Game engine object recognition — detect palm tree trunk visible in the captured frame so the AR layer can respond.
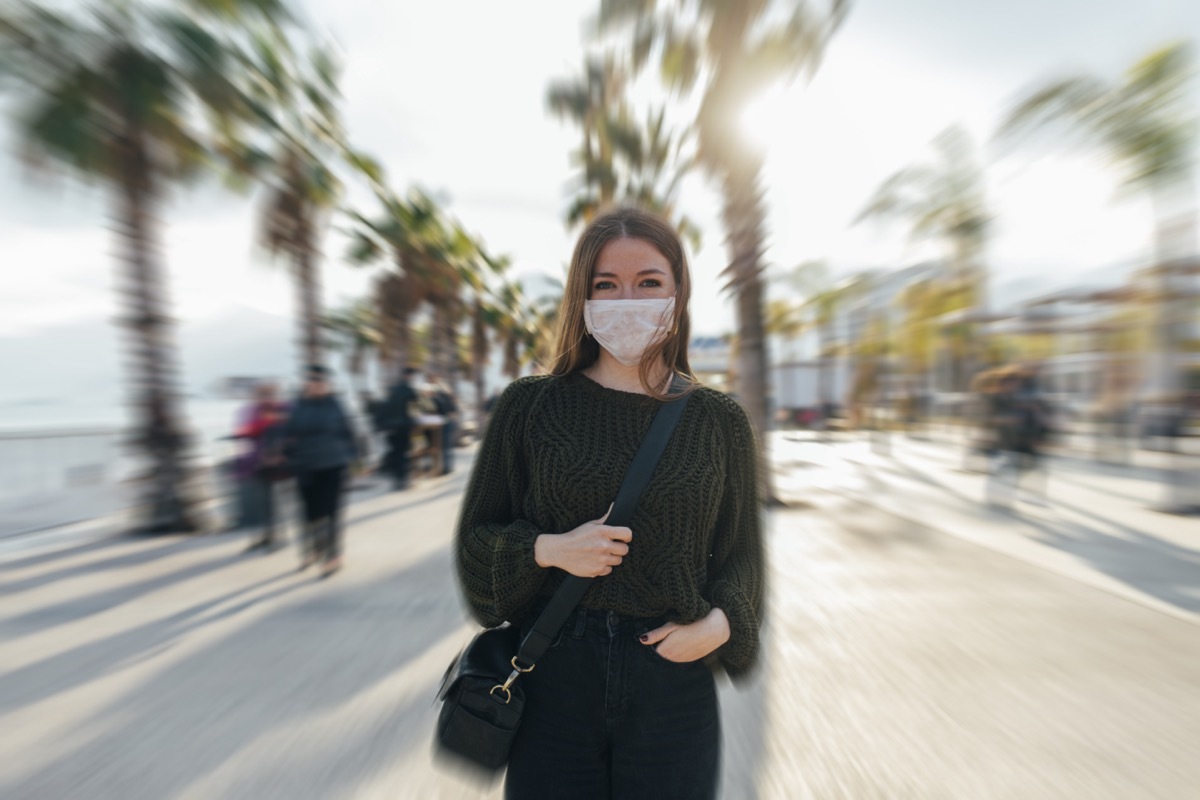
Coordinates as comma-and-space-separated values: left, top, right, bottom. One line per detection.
503, 332, 520, 381
380, 266, 414, 379
719, 168, 776, 503
349, 340, 365, 396
295, 219, 323, 373
430, 301, 452, 378
395, 316, 411, 377
472, 298, 489, 425
117, 130, 200, 533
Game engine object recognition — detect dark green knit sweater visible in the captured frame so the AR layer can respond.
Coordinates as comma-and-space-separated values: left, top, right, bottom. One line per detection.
455, 371, 764, 677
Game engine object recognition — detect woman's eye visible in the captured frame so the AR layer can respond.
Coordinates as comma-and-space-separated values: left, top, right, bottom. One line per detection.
593, 281, 616, 291
639, 279, 662, 288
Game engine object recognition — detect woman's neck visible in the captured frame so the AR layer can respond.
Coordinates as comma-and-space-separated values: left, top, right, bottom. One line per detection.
583, 352, 670, 396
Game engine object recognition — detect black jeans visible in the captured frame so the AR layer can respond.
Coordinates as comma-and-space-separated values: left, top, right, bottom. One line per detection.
505, 609, 720, 800
297, 466, 345, 559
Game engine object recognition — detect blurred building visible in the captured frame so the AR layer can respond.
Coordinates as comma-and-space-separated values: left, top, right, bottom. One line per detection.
768, 262, 948, 422
1014, 262, 1200, 419
689, 336, 732, 393
767, 253, 1200, 428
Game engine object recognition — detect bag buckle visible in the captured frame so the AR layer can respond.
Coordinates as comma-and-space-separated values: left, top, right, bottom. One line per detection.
489, 657, 535, 705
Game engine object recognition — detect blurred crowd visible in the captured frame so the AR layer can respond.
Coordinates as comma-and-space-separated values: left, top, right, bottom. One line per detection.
225, 366, 465, 573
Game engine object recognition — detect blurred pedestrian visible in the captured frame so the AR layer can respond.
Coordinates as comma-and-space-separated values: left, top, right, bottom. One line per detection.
284, 365, 357, 576
965, 368, 1000, 473
427, 373, 460, 475
381, 367, 419, 490
410, 379, 442, 476
242, 399, 290, 552
455, 207, 763, 797
357, 390, 382, 473
231, 383, 278, 530
986, 367, 1051, 508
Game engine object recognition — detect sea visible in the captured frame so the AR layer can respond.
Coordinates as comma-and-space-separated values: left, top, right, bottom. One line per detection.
1, 397, 287, 537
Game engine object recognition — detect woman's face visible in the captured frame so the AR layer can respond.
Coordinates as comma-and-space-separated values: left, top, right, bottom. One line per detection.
589, 237, 676, 301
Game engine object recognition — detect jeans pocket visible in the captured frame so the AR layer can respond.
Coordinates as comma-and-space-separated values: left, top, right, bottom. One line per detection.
647, 643, 698, 667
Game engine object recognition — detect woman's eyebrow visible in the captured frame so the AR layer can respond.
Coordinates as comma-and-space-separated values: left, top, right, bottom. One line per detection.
593, 268, 668, 278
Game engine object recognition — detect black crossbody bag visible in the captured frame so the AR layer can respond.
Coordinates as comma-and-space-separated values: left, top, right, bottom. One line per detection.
435, 382, 691, 771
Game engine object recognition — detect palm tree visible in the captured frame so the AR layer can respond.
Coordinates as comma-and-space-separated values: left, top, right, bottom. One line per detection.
0, 0, 281, 533
493, 280, 534, 381
345, 190, 444, 378
458, 247, 511, 423
995, 42, 1196, 399
765, 298, 805, 341
547, 54, 626, 224
468, 295, 494, 420
547, 55, 698, 246
234, 30, 347, 376
855, 125, 992, 388
321, 299, 381, 395
895, 276, 973, 421
426, 221, 478, 382
598, 0, 851, 502
619, 105, 702, 250
369, 270, 425, 379
524, 288, 566, 373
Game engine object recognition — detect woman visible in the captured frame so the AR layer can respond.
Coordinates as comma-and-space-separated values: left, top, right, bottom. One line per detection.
455, 207, 763, 798
241, 398, 289, 552
232, 382, 279, 535
285, 365, 357, 576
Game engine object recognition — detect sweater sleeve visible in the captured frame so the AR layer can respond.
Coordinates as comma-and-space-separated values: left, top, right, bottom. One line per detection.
455, 378, 550, 627
704, 397, 765, 679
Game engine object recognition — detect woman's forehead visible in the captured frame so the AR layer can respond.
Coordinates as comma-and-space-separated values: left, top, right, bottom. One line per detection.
594, 237, 670, 274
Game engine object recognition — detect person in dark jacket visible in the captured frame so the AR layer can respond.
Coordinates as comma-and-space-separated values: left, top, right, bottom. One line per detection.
284, 365, 357, 576
986, 367, 1051, 508
427, 373, 460, 475
381, 366, 419, 490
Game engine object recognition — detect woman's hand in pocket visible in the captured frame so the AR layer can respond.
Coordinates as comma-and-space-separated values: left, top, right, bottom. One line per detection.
640, 608, 730, 663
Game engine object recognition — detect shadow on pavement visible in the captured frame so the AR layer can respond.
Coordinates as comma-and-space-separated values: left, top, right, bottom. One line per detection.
0, 534, 229, 597
0, 567, 303, 716
1018, 508, 1200, 615
4, 548, 252, 634
345, 482, 466, 530
0, 545, 466, 798
871, 441, 1200, 616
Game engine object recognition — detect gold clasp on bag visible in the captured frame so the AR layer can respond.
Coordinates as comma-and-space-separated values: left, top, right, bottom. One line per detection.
489, 657, 535, 705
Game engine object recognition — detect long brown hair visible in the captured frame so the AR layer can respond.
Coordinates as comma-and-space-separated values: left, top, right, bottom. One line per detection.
550, 206, 696, 400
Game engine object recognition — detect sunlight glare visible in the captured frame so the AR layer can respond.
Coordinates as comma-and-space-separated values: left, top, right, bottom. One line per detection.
739, 84, 800, 155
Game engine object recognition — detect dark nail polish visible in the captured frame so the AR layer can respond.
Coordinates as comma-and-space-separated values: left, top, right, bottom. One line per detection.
639, 634, 648, 643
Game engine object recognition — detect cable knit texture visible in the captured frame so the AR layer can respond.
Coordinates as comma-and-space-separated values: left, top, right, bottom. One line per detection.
455, 371, 764, 678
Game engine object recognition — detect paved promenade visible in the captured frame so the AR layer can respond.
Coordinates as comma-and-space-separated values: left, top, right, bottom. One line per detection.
2, 439, 1198, 798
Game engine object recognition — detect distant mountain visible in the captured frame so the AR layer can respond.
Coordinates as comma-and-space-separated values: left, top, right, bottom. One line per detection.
177, 306, 297, 396
0, 316, 123, 408
0, 305, 297, 410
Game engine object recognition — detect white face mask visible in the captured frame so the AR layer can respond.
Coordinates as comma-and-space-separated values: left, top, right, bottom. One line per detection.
584, 298, 676, 367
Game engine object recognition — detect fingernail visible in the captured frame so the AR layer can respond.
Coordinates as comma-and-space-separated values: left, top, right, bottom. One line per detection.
639, 634, 648, 643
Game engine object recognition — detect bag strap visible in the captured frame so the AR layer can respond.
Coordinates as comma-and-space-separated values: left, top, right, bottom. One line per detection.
512, 377, 692, 670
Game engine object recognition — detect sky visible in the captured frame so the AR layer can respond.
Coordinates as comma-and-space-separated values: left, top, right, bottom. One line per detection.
2, 0, 1199, 404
